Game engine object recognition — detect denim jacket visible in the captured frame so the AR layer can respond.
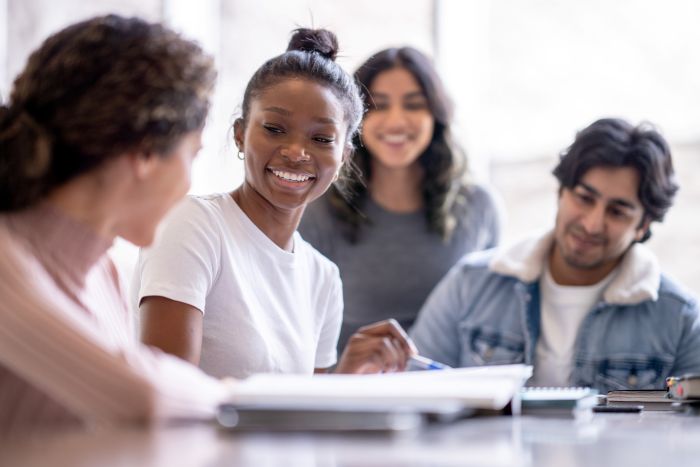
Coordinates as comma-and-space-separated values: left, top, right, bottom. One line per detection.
410, 231, 700, 393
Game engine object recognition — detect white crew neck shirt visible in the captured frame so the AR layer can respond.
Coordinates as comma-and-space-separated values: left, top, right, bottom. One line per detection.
529, 264, 616, 387
133, 193, 342, 379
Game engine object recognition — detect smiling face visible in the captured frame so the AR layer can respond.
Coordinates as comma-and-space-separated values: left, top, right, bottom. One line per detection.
551, 166, 650, 285
360, 67, 434, 171
234, 78, 347, 212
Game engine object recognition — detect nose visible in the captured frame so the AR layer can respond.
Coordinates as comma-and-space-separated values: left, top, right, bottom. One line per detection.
383, 104, 409, 129
580, 203, 605, 235
280, 143, 310, 163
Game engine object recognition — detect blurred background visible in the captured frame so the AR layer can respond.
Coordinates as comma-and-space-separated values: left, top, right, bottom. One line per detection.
2, 0, 699, 293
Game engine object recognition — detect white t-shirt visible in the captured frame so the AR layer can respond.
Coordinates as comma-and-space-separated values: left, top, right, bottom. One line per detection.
529, 264, 616, 387
133, 193, 343, 379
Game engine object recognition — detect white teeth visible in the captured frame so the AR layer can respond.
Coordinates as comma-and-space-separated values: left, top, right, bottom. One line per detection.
383, 134, 408, 143
271, 169, 312, 182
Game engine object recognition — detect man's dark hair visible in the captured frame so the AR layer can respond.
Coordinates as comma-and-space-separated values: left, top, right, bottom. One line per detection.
552, 118, 679, 242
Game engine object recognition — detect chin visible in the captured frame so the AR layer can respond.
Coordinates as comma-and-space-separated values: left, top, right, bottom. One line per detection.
563, 253, 604, 271
121, 229, 157, 248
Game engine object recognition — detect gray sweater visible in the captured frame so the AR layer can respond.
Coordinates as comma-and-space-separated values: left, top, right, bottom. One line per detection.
299, 184, 501, 352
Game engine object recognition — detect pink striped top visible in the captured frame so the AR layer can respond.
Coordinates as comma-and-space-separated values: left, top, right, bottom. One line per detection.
0, 203, 227, 436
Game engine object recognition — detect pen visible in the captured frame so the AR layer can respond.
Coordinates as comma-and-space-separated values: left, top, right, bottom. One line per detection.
410, 354, 451, 370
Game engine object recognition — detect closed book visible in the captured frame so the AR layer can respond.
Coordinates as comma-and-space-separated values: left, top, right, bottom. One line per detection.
520, 387, 599, 417
606, 389, 673, 411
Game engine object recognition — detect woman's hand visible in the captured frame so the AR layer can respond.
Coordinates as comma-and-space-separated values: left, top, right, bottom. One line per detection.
335, 319, 418, 374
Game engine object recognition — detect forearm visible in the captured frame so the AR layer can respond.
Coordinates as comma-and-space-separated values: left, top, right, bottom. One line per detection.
0, 254, 226, 426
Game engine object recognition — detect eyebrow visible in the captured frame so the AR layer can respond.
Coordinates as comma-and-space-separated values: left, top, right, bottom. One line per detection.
577, 182, 638, 210
262, 106, 338, 125
370, 91, 426, 100
403, 91, 427, 100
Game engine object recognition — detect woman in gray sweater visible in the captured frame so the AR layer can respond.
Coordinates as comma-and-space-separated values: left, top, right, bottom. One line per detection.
300, 47, 501, 352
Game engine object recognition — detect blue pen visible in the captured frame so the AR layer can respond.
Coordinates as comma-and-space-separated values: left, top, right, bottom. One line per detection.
410, 354, 451, 370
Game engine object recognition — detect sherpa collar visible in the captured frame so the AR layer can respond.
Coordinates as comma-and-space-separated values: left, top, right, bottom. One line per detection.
489, 230, 660, 305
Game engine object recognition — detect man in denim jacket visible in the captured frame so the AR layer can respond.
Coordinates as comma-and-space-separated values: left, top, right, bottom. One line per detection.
410, 118, 700, 393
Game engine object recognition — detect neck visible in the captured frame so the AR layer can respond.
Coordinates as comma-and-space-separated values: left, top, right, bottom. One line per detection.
548, 245, 621, 286
369, 160, 424, 213
44, 172, 119, 243
232, 182, 301, 251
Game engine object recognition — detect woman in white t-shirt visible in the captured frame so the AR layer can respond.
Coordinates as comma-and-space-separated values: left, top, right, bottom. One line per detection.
134, 28, 416, 379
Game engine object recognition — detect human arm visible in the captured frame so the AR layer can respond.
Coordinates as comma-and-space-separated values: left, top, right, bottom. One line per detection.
135, 198, 219, 361
140, 296, 203, 364
0, 242, 227, 427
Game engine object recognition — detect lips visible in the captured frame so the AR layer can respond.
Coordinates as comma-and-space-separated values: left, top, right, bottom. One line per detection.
381, 133, 410, 144
266, 167, 316, 183
569, 228, 605, 250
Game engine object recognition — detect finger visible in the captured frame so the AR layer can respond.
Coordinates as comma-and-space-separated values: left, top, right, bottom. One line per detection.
363, 337, 399, 374
338, 334, 393, 374
357, 319, 418, 356
390, 337, 409, 372
375, 336, 399, 373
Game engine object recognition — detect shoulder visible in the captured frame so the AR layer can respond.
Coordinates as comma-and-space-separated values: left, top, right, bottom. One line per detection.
453, 182, 503, 227
157, 193, 232, 241
656, 274, 698, 314
444, 247, 518, 288
457, 247, 497, 269
458, 183, 499, 209
0, 218, 57, 299
0, 218, 31, 272
140, 194, 232, 262
168, 193, 230, 224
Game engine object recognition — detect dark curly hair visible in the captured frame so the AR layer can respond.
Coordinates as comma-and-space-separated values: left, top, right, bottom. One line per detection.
326, 47, 468, 243
0, 14, 216, 211
553, 118, 679, 242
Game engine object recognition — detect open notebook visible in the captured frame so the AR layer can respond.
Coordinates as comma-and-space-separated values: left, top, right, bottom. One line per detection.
218, 365, 532, 431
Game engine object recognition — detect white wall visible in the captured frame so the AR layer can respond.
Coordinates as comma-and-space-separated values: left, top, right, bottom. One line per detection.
439, 0, 700, 163
0, 0, 7, 100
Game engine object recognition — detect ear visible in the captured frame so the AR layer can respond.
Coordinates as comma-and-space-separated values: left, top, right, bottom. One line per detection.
634, 217, 652, 242
128, 151, 159, 181
233, 118, 245, 152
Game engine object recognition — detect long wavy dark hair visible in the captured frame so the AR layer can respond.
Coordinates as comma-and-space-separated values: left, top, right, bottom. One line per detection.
327, 47, 468, 242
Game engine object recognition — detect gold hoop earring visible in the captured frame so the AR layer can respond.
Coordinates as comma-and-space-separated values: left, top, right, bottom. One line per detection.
237, 151, 245, 161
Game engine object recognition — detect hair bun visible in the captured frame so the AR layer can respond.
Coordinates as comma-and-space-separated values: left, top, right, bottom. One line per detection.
286, 28, 339, 61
